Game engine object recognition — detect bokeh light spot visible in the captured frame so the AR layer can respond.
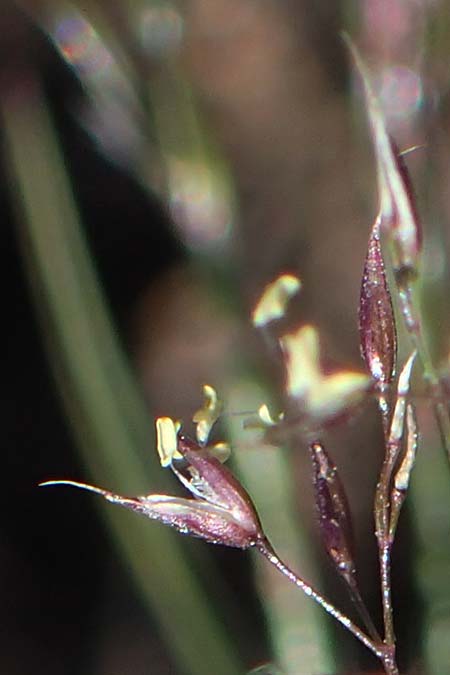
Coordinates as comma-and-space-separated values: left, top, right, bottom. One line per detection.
168, 159, 232, 251
52, 13, 113, 79
139, 5, 184, 57
378, 65, 423, 120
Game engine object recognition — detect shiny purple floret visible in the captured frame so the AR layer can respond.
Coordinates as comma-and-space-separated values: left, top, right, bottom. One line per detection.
359, 217, 397, 385
310, 442, 356, 584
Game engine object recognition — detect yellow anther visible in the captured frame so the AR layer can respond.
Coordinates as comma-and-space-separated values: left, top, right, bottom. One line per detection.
193, 385, 222, 445
252, 274, 301, 328
257, 404, 278, 427
210, 442, 231, 463
280, 325, 321, 399
243, 404, 284, 430
156, 417, 183, 467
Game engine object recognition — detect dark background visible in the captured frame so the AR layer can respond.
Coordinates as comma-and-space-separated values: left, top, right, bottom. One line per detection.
3, 2, 450, 674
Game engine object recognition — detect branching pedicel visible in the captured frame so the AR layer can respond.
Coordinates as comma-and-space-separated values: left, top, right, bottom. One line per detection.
40, 404, 394, 671
41, 43, 450, 675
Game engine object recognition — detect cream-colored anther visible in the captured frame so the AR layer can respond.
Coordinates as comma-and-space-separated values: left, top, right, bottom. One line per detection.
394, 403, 418, 491
252, 274, 301, 328
156, 417, 183, 467
280, 325, 321, 399
390, 351, 416, 442
193, 384, 222, 445
210, 442, 231, 463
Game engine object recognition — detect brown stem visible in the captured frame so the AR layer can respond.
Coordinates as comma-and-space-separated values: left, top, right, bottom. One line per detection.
382, 647, 401, 675
256, 538, 399, 673
373, 380, 398, 650
389, 488, 405, 542
375, 349, 415, 651
375, 442, 398, 646
377, 385, 391, 440
348, 580, 382, 644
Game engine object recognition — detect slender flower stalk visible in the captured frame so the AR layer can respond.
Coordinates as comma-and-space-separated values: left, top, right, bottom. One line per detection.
256, 539, 398, 675
374, 351, 416, 650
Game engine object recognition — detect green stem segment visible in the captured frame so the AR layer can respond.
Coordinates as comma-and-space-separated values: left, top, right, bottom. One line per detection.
397, 281, 450, 462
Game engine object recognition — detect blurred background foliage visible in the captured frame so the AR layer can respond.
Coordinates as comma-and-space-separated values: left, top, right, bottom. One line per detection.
3, 1, 450, 673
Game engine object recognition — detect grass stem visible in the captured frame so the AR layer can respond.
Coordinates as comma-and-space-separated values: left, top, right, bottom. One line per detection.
256, 539, 399, 674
